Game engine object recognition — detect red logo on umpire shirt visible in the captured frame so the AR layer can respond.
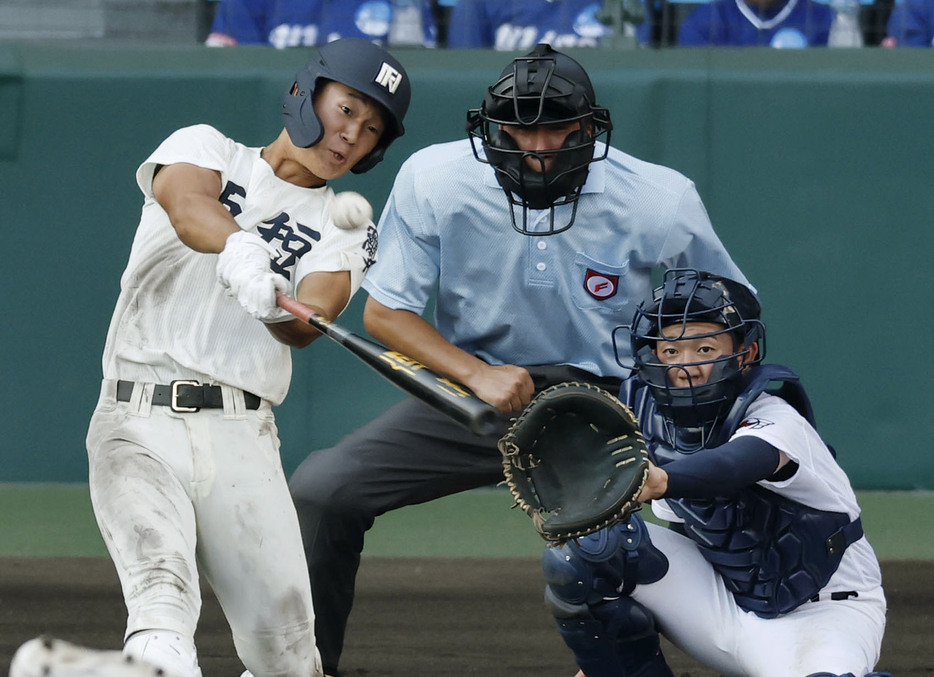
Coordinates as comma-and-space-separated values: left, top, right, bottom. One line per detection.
584, 269, 619, 300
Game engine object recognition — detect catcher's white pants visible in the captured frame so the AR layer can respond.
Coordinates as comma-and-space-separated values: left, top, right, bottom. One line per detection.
86, 380, 322, 677
633, 524, 886, 677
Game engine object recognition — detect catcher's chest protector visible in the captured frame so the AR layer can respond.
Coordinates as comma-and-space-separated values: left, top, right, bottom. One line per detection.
634, 365, 864, 617
662, 489, 862, 617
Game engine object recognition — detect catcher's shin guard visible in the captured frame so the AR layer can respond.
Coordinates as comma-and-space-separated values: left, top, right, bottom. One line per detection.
542, 517, 672, 677
546, 594, 674, 677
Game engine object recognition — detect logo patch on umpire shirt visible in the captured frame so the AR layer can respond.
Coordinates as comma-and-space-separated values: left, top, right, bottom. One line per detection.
584, 269, 619, 300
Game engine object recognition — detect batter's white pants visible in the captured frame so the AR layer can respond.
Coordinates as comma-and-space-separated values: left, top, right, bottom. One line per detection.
86, 380, 322, 677
633, 523, 887, 677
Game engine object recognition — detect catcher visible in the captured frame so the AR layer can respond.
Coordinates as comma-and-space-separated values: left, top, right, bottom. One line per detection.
504, 269, 888, 677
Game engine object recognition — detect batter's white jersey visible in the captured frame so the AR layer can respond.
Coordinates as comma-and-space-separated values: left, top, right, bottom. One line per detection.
101, 124, 376, 404
646, 393, 885, 676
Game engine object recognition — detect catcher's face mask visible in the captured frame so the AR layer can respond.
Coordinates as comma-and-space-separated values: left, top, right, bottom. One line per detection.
635, 324, 750, 433
653, 321, 757, 388
623, 268, 765, 438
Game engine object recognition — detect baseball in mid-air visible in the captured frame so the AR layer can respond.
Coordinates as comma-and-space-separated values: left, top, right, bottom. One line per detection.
330, 191, 373, 230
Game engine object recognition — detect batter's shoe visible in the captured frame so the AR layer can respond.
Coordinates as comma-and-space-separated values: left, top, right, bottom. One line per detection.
10, 636, 171, 677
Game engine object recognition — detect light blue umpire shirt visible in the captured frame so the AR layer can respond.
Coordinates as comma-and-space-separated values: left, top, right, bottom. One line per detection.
361, 138, 752, 379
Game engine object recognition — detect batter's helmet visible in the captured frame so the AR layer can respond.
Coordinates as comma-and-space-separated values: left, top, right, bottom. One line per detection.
282, 38, 411, 174
466, 43, 612, 235
626, 269, 764, 435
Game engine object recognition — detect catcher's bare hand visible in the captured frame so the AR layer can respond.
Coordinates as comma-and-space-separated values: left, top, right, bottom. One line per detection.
638, 462, 669, 502
465, 364, 534, 413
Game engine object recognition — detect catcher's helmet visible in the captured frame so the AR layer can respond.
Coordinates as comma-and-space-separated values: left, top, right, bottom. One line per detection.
282, 37, 411, 174
627, 269, 764, 434
466, 43, 612, 235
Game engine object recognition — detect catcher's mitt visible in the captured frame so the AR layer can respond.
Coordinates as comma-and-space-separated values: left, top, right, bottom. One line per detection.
497, 381, 649, 544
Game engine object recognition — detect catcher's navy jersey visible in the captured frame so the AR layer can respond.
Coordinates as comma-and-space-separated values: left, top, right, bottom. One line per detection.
447, 0, 651, 49
678, 0, 833, 46
362, 139, 750, 379
885, 0, 934, 46
207, 0, 437, 48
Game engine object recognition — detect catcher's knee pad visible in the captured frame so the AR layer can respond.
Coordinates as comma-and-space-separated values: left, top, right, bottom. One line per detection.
542, 515, 668, 605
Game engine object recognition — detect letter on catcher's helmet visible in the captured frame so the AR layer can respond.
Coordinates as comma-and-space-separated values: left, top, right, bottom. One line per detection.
466, 43, 612, 235
626, 269, 765, 434
282, 37, 411, 174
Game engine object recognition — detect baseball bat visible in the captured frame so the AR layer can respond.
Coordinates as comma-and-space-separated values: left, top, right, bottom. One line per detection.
276, 292, 501, 437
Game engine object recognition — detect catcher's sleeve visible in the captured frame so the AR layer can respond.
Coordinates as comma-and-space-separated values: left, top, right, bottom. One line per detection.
664, 436, 781, 498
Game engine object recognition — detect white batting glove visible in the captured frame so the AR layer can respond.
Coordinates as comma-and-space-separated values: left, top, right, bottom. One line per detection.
217, 230, 275, 294
216, 230, 291, 322
236, 271, 291, 321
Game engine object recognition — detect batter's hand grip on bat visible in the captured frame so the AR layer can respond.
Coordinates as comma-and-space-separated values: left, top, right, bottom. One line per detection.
275, 292, 501, 437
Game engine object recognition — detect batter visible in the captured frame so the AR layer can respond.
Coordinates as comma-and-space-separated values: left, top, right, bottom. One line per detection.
85, 38, 410, 677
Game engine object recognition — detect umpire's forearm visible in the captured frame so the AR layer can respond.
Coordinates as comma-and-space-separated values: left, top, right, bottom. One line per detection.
362, 297, 533, 412
363, 297, 479, 383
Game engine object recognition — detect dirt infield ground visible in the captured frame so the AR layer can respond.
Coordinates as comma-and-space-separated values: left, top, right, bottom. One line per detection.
1, 557, 930, 677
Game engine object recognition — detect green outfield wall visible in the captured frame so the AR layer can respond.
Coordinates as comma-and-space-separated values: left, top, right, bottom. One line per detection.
1, 44, 931, 489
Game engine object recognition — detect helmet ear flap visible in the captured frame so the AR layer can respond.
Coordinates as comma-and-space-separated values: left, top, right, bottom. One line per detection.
282, 71, 324, 149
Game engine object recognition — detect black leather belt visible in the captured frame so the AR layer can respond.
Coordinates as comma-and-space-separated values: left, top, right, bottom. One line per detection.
525, 364, 623, 394
116, 380, 260, 412
809, 590, 858, 603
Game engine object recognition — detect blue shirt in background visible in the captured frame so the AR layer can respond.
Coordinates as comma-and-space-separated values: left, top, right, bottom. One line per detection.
885, 0, 934, 46
446, 0, 650, 49
207, 0, 437, 48
678, 0, 833, 47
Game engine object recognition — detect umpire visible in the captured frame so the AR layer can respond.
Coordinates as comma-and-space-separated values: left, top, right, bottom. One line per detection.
289, 43, 751, 677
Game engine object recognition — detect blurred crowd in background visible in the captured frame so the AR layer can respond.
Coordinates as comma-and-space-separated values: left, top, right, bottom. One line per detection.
0, 0, 930, 52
